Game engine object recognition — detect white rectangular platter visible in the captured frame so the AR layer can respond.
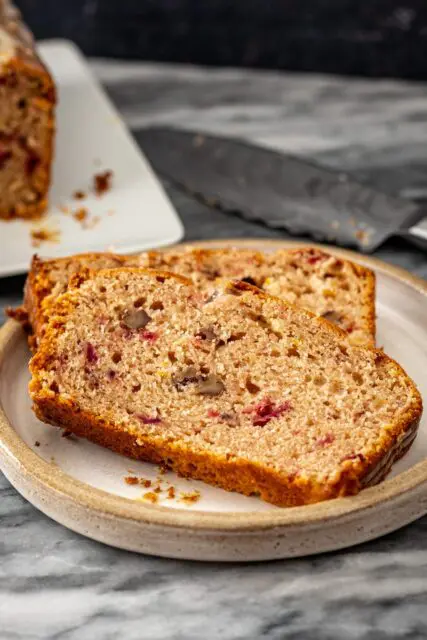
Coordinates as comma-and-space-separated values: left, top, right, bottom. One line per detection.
0, 39, 184, 277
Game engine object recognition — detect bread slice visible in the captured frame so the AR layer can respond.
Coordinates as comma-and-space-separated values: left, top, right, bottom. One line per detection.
9, 246, 375, 350
29, 267, 421, 507
141, 247, 376, 345
264, 248, 375, 346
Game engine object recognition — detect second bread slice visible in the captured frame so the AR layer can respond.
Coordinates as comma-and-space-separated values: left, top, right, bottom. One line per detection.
9, 245, 375, 350
30, 268, 421, 506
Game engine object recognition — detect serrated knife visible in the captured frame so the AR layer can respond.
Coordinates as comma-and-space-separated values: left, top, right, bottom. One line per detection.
137, 127, 427, 253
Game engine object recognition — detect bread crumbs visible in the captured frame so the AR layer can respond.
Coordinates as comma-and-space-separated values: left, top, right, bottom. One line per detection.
30, 227, 60, 248
72, 208, 101, 231
73, 190, 86, 200
124, 476, 152, 488
179, 490, 201, 505
142, 491, 158, 504
34, 441, 40, 447
73, 207, 88, 223
124, 474, 198, 504
94, 170, 113, 196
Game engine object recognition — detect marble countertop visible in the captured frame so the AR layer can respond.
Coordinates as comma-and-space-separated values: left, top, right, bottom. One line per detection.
1, 59, 427, 640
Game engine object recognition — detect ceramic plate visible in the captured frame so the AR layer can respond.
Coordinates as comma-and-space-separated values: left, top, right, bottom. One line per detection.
0, 40, 183, 277
1, 240, 427, 561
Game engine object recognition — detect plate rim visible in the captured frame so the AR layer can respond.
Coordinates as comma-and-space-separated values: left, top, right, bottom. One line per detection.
1, 238, 427, 533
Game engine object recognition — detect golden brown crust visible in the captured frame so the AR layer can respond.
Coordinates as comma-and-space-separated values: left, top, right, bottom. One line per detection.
22, 254, 44, 338
349, 260, 376, 345
29, 267, 422, 507
30, 388, 421, 508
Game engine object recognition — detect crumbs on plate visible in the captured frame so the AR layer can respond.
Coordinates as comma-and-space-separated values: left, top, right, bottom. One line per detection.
124, 475, 152, 488
71, 207, 101, 230
179, 490, 201, 505
30, 227, 61, 248
58, 171, 113, 227
73, 207, 88, 223
142, 491, 158, 504
94, 170, 113, 196
124, 466, 202, 506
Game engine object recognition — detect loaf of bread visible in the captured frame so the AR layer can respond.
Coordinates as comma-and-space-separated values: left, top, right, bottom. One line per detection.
0, 0, 55, 219
8, 246, 375, 349
29, 267, 421, 507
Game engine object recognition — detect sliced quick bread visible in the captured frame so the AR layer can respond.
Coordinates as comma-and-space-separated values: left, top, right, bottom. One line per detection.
29, 268, 421, 507
11, 245, 375, 349
141, 246, 376, 345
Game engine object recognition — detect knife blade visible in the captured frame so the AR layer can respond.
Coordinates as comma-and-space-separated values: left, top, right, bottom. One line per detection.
136, 127, 427, 252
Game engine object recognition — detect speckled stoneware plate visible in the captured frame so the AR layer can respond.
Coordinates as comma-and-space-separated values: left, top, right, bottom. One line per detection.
1, 239, 427, 561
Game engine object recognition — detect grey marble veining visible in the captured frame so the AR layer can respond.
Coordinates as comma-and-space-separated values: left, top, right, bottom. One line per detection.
1, 478, 427, 640
1, 61, 427, 640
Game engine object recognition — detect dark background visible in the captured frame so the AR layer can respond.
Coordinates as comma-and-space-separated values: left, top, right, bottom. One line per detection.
14, 0, 427, 80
